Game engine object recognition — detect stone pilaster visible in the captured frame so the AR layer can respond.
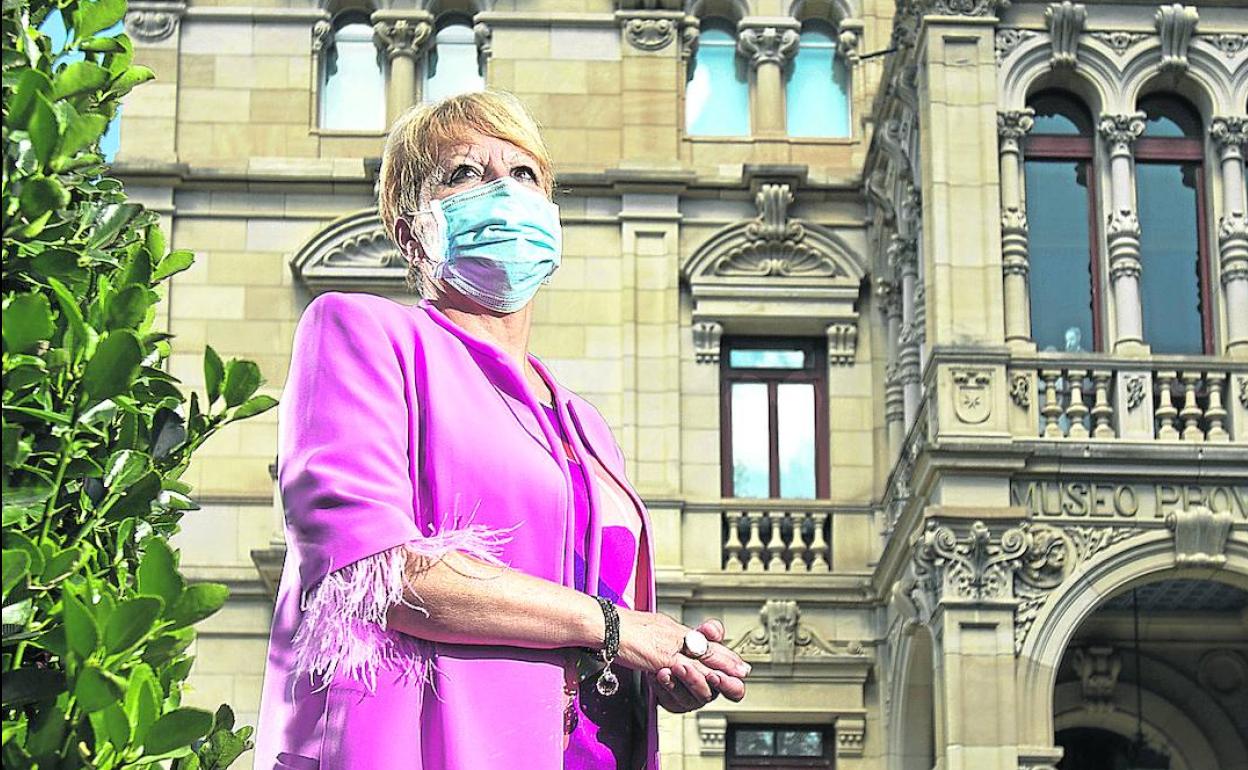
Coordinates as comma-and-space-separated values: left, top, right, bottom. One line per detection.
372, 11, 433, 126
736, 18, 799, 136
998, 109, 1035, 349
1097, 112, 1147, 353
890, 234, 922, 426
1211, 116, 1248, 357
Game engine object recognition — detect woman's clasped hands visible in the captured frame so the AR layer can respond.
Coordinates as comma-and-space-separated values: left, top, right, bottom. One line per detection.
616, 611, 751, 713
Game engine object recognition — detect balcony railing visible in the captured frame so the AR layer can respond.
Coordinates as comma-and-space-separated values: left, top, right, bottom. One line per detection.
720, 502, 833, 573
1009, 356, 1247, 442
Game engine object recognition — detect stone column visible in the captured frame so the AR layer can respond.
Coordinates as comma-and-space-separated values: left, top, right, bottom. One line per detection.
1097, 113, 1147, 353
998, 109, 1035, 348
890, 234, 922, 426
1211, 116, 1248, 357
372, 12, 432, 127
736, 19, 799, 136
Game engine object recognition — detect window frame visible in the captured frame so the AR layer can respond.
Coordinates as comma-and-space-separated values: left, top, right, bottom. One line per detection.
317, 11, 387, 133
1022, 107, 1105, 352
684, 17, 751, 138
725, 723, 835, 768
1134, 128, 1215, 354
719, 337, 830, 500
421, 13, 485, 104
783, 18, 852, 139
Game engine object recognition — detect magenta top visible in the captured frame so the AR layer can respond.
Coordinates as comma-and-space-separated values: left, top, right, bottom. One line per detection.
253, 292, 660, 770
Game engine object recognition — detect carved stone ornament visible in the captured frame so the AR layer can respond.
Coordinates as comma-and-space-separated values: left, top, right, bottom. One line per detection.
1156, 4, 1199, 75
696, 713, 727, 755
616, 0, 682, 10
623, 17, 677, 51
474, 22, 492, 66
1124, 373, 1147, 410
736, 25, 799, 69
1107, 207, 1143, 281
679, 15, 700, 59
995, 28, 1038, 63
1210, 117, 1248, 159
311, 19, 334, 54
692, 320, 723, 364
1206, 33, 1248, 58
1009, 371, 1032, 408
123, 1, 186, 44
1070, 645, 1121, 712
1238, 375, 1248, 409
1166, 505, 1233, 567
827, 322, 858, 366
1219, 212, 1248, 285
729, 600, 866, 665
373, 19, 433, 62
289, 209, 408, 292
1091, 31, 1149, 55
998, 109, 1036, 154
1098, 113, 1147, 155
952, 368, 993, 424
907, 0, 1010, 18
836, 717, 867, 758
1045, 1, 1086, 69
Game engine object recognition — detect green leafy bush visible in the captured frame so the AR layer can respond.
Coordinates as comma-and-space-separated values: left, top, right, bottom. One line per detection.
3, 0, 274, 766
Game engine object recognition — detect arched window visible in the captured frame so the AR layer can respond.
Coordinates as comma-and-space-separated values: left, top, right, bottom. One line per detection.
1023, 90, 1100, 351
423, 18, 485, 103
685, 20, 750, 137
784, 20, 851, 138
320, 12, 385, 131
1135, 94, 1210, 354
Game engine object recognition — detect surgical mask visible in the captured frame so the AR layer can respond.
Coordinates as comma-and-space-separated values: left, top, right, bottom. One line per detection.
413, 177, 562, 313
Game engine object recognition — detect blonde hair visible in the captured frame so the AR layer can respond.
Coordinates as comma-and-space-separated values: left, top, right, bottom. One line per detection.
377, 90, 555, 294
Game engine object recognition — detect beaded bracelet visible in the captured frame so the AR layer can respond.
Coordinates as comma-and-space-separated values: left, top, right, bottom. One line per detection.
592, 595, 620, 696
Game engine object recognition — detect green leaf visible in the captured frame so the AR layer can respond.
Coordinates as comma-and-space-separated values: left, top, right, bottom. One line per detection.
121, 243, 154, 287
221, 359, 262, 408
75, 664, 124, 712
105, 284, 152, 330
229, 394, 278, 421
50, 61, 111, 101
153, 249, 195, 281
41, 546, 82, 585
167, 582, 229, 630
6, 531, 45, 576
88, 701, 132, 750
18, 176, 71, 219
26, 704, 67, 757
3, 293, 54, 353
145, 225, 166, 261
107, 470, 162, 519
126, 663, 162, 744
79, 35, 127, 53
137, 538, 184, 611
203, 346, 224, 406
0, 667, 67, 707
152, 408, 187, 460
211, 704, 235, 732
56, 111, 109, 160
107, 64, 156, 98
88, 203, 143, 250
47, 277, 94, 359
73, 0, 128, 38
83, 330, 144, 405
143, 708, 214, 756
2, 550, 30, 598
28, 94, 60, 168
104, 596, 163, 654
105, 449, 151, 491
63, 587, 101, 658
8, 69, 53, 130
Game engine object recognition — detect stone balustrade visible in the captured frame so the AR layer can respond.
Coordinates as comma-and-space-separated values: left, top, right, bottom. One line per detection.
721, 504, 833, 572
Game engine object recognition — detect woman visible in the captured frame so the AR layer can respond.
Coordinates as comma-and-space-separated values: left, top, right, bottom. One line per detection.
254, 90, 750, 770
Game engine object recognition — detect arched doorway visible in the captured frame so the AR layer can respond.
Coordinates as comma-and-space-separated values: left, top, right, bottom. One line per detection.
891, 626, 937, 770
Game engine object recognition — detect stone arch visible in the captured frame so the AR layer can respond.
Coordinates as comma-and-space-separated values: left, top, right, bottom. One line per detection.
788, 0, 856, 26
886, 625, 938, 770
686, 0, 748, 22
1015, 528, 1248, 749
999, 35, 1121, 114
1123, 49, 1233, 119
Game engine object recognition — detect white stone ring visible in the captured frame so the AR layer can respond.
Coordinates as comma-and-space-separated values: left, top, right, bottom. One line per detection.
681, 629, 711, 660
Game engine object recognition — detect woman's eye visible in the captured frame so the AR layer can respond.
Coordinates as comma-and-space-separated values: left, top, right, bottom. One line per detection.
448, 165, 480, 184
512, 166, 538, 184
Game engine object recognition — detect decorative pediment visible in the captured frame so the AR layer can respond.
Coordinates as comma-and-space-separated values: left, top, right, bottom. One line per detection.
289, 209, 407, 293
729, 599, 866, 665
681, 183, 868, 357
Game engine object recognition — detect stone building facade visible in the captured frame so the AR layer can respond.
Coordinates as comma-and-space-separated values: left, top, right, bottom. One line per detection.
114, 0, 1247, 768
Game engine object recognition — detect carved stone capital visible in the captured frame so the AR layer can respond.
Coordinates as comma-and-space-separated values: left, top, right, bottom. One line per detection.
474, 22, 493, 65
736, 23, 800, 69
124, 1, 186, 44
907, 521, 1030, 618
888, 234, 918, 278
1156, 3, 1199, 75
1167, 506, 1233, 567
1098, 113, 1146, 155
679, 15, 700, 59
622, 15, 678, 51
998, 109, 1036, 154
693, 321, 723, 364
1210, 116, 1248, 161
1045, 1, 1086, 69
311, 19, 334, 53
372, 18, 433, 62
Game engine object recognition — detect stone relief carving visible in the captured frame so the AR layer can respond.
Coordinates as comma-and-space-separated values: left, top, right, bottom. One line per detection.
1156, 4, 1199, 75
1124, 374, 1147, 410
995, 28, 1038, 63
696, 713, 727, 755
1070, 645, 1121, 711
373, 19, 433, 61
311, 19, 333, 53
827, 323, 858, 366
1009, 372, 1032, 408
998, 109, 1036, 153
692, 320, 723, 364
952, 368, 993, 424
1166, 506, 1233, 567
730, 600, 865, 664
474, 22, 492, 66
290, 210, 408, 291
124, 2, 185, 44
679, 16, 700, 59
1091, 31, 1149, 55
1045, 1, 1086, 68
736, 25, 799, 68
623, 17, 677, 51
836, 717, 866, 757
1238, 376, 1248, 409
1098, 112, 1147, 152
1206, 33, 1247, 58
709, 184, 848, 279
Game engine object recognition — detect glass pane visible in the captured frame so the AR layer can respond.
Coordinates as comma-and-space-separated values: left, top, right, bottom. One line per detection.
785, 27, 850, 137
777, 729, 824, 757
734, 729, 776, 756
1023, 159, 1095, 352
1137, 162, 1204, 354
1029, 91, 1091, 136
1140, 94, 1201, 138
731, 383, 770, 498
728, 349, 806, 369
685, 27, 749, 136
321, 22, 385, 131
424, 23, 485, 103
777, 383, 816, 499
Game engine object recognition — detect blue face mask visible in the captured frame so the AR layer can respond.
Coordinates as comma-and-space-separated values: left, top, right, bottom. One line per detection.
418, 177, 562, 313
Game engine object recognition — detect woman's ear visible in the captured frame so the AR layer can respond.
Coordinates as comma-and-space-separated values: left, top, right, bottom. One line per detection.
394, 216, 423, 265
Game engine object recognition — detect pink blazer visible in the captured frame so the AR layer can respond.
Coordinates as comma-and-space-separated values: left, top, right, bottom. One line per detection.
253, 292, 661, 769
